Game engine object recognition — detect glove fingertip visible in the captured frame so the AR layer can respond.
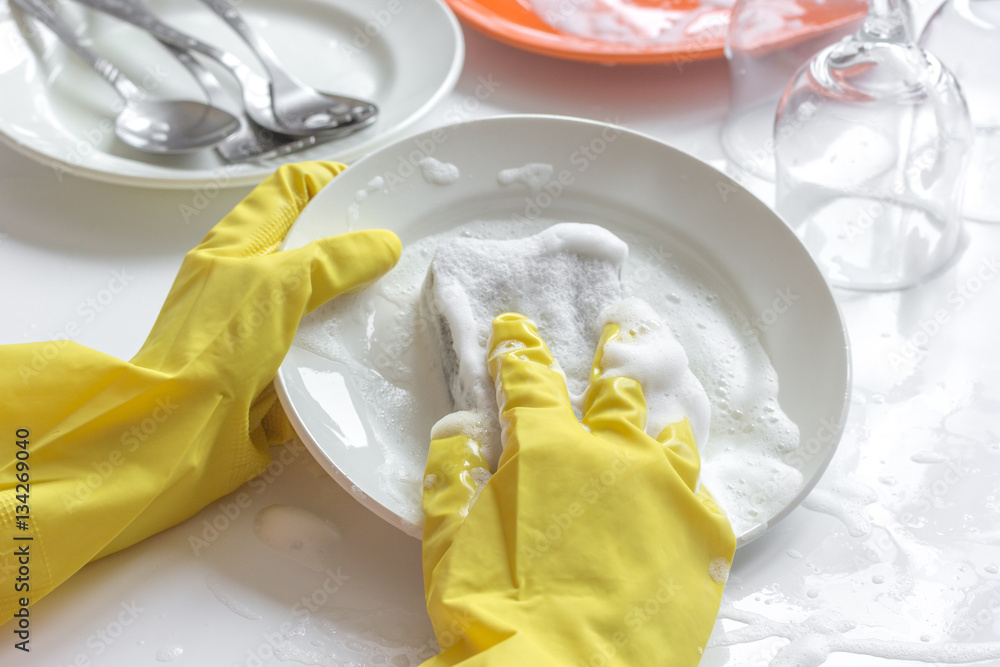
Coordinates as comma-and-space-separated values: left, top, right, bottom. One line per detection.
303, 229, 402, 312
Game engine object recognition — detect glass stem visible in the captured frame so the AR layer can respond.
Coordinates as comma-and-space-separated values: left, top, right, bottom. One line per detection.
857, 0, 913, 42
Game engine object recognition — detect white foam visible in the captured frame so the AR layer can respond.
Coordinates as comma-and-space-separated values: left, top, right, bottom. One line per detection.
709, 557, 732, 584
419, 157, 460, 185
911, 450, 949, 464
526, 0, 733, 45
273, 608, 437, 665
801, 477, 878, 538
155, 647, 184, 662
346, 176, 389, 228
597, 297, 711, 447
713, 605, 1000, 666
497, 163, 554, 193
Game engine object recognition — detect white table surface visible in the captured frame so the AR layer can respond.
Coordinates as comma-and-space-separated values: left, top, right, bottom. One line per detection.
3, 14, 1000, 667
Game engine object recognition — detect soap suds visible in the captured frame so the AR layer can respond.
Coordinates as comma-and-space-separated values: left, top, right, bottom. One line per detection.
295, 218, 802, 537
346, 176, 388, 227
419, 157, 460, 185
801, 477, 878, 538
526, 0, 733, 45
712, 605, 1000, 666
155, 646, 183, 662
271, 607, 436, 666
598, 297, 711, 447
911, 450, 949, 464
710, 557, 732, 584
497, 163, 554, 193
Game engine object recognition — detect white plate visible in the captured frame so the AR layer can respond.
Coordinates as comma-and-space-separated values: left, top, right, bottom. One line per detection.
275, 115, 852, 545
0, 0, 463, 188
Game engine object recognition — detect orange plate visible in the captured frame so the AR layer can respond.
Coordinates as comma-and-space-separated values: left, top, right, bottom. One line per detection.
445, 0, 867, 65
445, 0, 733, 64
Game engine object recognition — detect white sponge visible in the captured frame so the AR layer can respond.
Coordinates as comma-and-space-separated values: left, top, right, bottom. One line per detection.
420, 222, 628, 467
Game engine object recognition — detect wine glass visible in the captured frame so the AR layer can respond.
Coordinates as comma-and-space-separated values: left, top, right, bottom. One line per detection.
773, 0, 973, 291
920, 0, 1000, 223
721, 0, 869, 181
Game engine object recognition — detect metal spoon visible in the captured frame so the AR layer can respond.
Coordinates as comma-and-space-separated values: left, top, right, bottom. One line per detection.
72, 0, 378, 138
11, 0, 239, 154
197, 0, 377, 134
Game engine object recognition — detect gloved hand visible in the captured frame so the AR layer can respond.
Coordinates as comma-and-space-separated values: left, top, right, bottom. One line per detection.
421, 313, 735, 666
0, 162, 400, 618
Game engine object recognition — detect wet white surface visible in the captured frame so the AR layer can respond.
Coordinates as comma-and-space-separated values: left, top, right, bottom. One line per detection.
3, 14, 999, 667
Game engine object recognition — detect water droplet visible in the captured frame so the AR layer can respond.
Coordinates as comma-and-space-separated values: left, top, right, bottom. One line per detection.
156, 646, 184, 662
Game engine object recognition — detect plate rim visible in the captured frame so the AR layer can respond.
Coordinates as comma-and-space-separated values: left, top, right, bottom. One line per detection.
0, 0, 465, 189
275, 113, 853, 545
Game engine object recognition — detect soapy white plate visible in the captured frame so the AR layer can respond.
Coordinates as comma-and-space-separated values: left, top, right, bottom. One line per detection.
275, 115, 851, 545
0, 0, 463, 188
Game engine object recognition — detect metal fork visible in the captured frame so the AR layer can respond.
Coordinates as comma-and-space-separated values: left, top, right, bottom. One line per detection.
166, 45, 365, 163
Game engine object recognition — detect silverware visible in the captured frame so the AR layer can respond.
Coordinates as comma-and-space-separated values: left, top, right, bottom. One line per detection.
166, 44, 369, 163
198, 0, 377, 134
72, 0, 378, 138
12, 0, 240, 154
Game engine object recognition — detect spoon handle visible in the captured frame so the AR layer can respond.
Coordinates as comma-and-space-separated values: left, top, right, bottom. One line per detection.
73, 0, 237, 68
196, 0, 289, 84
10, 0, 142, 101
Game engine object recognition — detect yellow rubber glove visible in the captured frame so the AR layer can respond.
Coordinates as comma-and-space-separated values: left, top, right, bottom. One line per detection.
0, 162, 401, 620
422, 313, 735, 666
